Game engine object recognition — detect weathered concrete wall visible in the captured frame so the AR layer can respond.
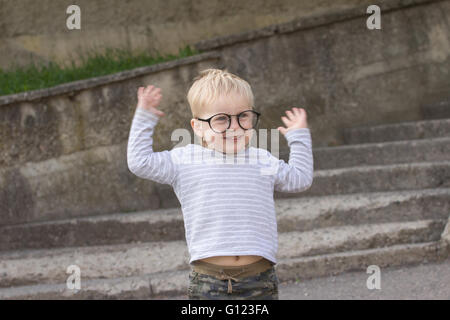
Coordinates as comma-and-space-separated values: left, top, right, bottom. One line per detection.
0, 0, 449, 225
0, 0, 374, 70
204, 0, 450, 147
0, 52, 223, 225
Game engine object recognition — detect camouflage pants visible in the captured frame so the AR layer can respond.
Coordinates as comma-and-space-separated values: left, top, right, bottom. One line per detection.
187, 265, 279, 300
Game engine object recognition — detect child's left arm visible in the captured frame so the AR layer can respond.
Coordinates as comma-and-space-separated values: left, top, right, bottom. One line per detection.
272, 107, 314, 193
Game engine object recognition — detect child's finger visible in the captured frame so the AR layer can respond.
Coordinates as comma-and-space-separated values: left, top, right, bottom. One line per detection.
148, 86, 161, 97
286, 110, 295, 120
300, 108, 307, 118
281, 116, 290, 127
155, 107, 165, 116
277, 126, 286, 135
144, 85, 154, 94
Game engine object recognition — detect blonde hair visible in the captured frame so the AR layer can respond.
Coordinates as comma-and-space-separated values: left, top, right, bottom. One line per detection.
187, 68, 254, 118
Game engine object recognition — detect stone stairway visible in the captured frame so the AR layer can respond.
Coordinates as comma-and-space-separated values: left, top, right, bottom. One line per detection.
0, 100, 449, 299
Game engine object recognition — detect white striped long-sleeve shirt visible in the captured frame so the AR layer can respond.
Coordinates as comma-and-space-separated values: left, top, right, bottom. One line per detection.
127, 107, 314, 264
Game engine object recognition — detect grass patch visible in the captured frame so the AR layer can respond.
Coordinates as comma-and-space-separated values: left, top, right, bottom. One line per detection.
0, 45, 201, 96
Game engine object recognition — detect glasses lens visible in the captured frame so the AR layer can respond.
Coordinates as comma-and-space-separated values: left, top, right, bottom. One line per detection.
239, 111, 258, 130
210, 114, 230, 133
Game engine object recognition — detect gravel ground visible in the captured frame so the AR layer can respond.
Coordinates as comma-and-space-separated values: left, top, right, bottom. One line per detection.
279, 258, 450, 300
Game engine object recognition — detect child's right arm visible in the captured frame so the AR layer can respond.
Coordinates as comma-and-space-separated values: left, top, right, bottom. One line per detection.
126, 85, 178, 186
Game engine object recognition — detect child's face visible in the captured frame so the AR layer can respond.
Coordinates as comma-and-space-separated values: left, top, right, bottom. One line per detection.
191, 93, 255, 154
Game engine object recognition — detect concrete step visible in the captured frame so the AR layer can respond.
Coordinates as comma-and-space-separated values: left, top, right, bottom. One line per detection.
0, 269, 188, 300
313, 136, 450, 170
2, 188, 450, 252
422, 97, 450, 120
0, 240, 447, 300
0, 219, 445, 289
0, 206, 184, 251
343, 118, 450, 145
276, 160, 450, 199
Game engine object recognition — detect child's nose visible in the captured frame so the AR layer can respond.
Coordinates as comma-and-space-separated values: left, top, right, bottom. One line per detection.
229, 116, 240, 129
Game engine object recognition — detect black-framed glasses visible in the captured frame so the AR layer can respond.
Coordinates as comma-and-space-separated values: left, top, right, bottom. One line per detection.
196, 109, 261, 134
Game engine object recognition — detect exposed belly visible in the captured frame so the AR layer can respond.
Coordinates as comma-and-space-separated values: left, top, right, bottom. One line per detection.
198, 255, 264, 266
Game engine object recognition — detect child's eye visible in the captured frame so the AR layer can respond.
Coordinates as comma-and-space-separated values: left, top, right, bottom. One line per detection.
215, 116, 228, 121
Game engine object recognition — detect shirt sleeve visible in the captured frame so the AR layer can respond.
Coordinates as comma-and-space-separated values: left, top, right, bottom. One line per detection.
272, 128, 314, 193
127, 107, 179, 186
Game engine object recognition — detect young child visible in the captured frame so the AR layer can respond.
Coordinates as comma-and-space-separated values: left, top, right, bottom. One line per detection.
127, 68, 314, 300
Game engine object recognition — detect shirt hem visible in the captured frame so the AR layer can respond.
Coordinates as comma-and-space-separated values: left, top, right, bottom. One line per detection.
189, 251, 277, 265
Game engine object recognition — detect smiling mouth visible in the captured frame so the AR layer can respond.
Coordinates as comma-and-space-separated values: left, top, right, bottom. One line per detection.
223, 136, 241, 140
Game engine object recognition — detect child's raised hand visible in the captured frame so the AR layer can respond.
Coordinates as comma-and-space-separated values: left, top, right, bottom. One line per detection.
277, 107, 308, 135
137, 85, 165, 117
